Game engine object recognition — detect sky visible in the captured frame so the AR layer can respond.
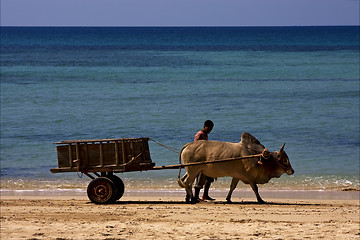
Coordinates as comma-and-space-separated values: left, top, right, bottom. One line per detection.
1, 0, 359, 26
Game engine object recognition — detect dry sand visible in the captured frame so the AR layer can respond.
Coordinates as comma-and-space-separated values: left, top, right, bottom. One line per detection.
1, 194, 359, 240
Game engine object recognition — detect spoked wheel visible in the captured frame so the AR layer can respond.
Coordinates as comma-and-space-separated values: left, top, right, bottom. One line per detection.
108, 175, 125, 201
87, 177, 116, 204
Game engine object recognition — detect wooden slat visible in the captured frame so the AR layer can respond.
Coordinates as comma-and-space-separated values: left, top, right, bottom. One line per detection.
84, 142, 89, 168
54, 137, 149, 144
144, 140, 151, 162
130, 141, 134, 163
75, 143, 80, 170
140, 141, 144, 162
121, 141, 126, 165
115, 141, 119, 166
68, 144, 73, 168
99, 142, 104, 167
50, 167, 114, 173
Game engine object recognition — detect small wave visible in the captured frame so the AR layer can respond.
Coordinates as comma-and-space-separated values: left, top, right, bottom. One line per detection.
341, 188, 359, 192
1, 175, 359, 192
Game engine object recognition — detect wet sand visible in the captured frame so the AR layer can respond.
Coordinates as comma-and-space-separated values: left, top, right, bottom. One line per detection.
1, 192, 359, 240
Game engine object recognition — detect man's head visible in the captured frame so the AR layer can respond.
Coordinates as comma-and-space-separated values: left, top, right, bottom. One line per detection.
203, 120, 214, 134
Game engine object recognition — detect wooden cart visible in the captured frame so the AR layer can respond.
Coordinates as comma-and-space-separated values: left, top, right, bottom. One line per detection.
51, 137, 262, 204
51, 138, 184, 204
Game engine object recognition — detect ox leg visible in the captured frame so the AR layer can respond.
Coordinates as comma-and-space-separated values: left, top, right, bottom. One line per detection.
183, 172, 199, 204
185, 184, 193, 204
226, 178, 239, 203
250, 183, 265, 204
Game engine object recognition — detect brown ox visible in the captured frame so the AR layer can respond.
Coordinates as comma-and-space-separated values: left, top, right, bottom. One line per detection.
178, 132, 294, 203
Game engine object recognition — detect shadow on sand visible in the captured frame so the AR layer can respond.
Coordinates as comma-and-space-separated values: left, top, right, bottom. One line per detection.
86, 200, 323, 207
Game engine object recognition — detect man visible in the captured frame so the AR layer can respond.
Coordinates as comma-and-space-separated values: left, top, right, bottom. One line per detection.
193, 120, 215, 201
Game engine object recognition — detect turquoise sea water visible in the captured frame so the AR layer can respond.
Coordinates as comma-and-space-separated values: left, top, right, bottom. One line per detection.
1, 26, 359, 194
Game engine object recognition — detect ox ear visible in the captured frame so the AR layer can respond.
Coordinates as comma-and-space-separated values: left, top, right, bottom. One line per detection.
280, 143, 285, 152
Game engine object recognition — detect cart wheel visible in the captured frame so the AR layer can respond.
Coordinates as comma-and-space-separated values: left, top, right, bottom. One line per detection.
108, 175, 125, 200
87, 177, 116, 204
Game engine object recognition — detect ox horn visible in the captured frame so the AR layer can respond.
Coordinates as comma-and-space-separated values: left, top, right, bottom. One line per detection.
280, 143, 285, 152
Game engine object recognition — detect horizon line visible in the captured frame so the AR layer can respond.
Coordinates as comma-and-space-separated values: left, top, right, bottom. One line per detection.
1, 24, 359, 28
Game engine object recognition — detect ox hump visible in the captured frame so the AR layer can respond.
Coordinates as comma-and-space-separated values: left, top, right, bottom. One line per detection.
240, 132, 265, 153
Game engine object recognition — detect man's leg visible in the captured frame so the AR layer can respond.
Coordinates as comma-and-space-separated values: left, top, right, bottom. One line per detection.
202, 177, 215, 201
194, 173, 206, 201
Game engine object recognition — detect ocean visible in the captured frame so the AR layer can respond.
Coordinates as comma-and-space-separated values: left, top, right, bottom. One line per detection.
1, 26, 359, 196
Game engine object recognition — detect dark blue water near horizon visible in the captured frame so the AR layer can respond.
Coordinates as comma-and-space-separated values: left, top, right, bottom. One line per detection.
2, 26, 358, 49
1, 26, 359, 192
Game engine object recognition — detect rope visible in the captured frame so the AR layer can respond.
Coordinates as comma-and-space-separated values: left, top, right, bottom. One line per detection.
149, 138, 180, 153
77, 171, 83, 178
73, 159, 84, 178
149, 138, 268, 159
124, 152, 143, 166
148, 138, 270, 163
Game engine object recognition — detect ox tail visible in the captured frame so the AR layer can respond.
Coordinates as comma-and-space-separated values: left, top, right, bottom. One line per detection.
177, 173, 188, 188
177, 143, 191, 188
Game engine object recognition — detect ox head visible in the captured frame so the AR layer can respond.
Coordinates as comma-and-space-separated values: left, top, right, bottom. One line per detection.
274, 143, 294, 175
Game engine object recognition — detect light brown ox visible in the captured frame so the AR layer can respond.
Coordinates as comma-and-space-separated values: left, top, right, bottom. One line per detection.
178, 132, 294, 203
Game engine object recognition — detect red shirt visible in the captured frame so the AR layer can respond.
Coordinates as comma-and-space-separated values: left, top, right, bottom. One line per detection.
194, 130, 208, 142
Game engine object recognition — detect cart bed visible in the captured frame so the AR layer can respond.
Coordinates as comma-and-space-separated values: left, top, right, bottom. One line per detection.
50, 138, 155, 173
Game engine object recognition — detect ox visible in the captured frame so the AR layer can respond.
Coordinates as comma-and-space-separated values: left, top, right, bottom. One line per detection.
178, 132, 294, 203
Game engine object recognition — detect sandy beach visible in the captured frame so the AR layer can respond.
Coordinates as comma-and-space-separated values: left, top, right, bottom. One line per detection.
1, 192, 359, 240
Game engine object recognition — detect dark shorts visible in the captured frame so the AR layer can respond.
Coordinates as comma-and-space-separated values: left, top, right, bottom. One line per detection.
194, 173, 214, 188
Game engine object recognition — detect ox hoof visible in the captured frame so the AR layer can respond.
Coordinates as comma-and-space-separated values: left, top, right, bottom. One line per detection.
226, 199, 233, 204
185, 196, 200, 204
257, 199, 266, 204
